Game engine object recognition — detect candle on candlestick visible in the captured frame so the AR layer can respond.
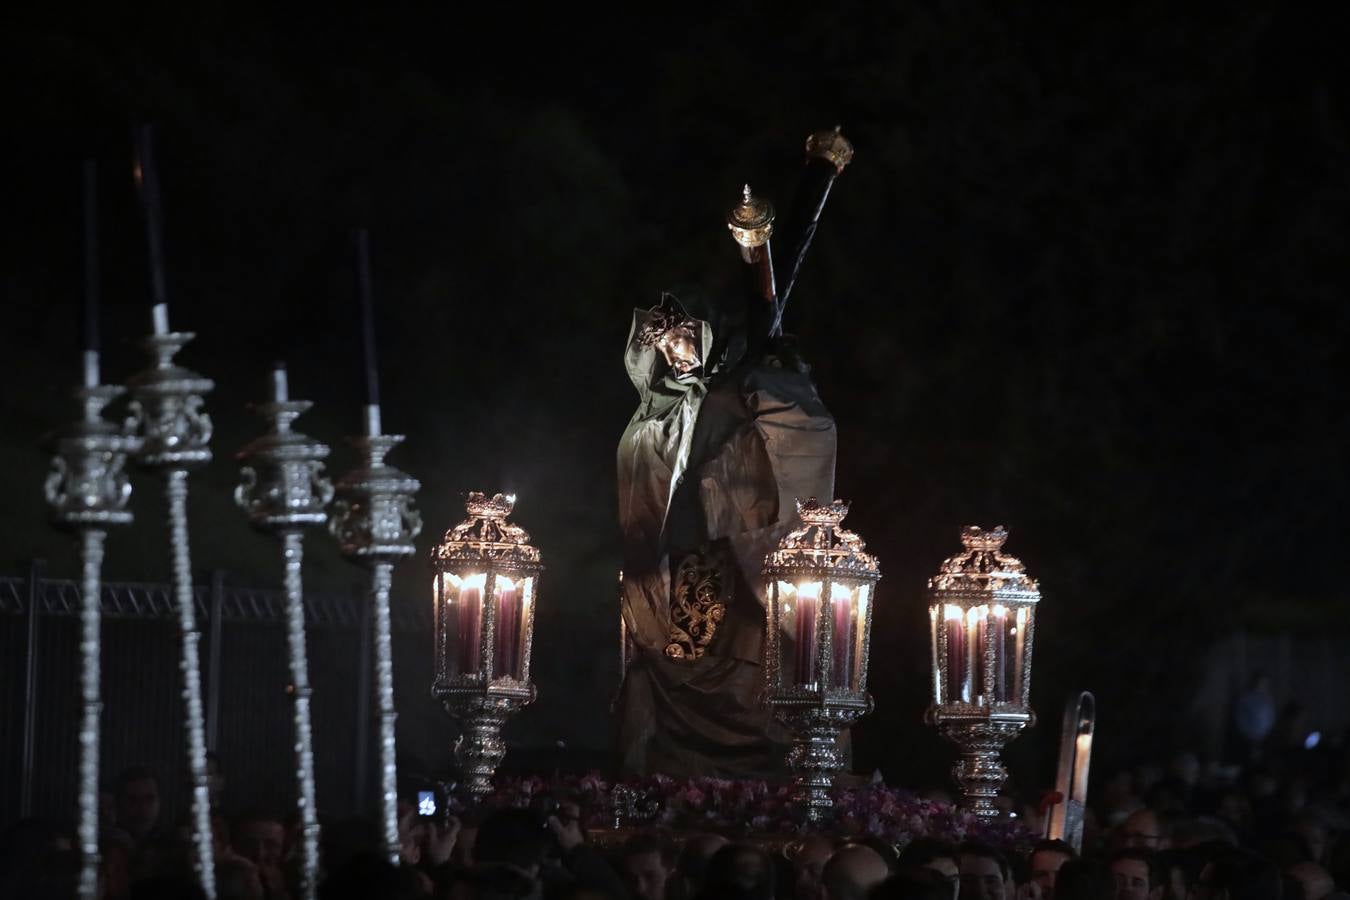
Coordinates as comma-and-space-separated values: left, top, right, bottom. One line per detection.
493, 579, 520, 678
152, 303, 170, 337
353, 229, 381, 436
82, 160, 100, 373
1072, 732, 1093, 796
133, 125, 169, 311
792, 583, 821, 686
966, 607, 981, 703
272, 364, 289, 403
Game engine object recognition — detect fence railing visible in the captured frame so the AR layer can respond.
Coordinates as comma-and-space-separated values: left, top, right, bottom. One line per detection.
0, 563, 444, 827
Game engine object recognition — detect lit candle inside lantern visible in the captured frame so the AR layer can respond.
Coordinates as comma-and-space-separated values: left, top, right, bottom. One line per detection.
455, 574, 485, 675
1014, 607, 1027, 700
830, 583, 853, 688
944, 605, 965, 702
992, 605, 1008, 701
493, 577, 520, 678
792, 582, 822, 685
966, 607, 982, 702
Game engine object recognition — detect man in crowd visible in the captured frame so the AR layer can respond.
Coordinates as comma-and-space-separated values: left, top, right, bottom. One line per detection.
113, 766, 163, 849
958, 843, 1010, 900
821, 844, 890, 900
1116, 809, 1171, 853
793, 834, 835, 900
1027, 839, 1077, 899
618, 833, 677, 900
232, 809, 291, 900
1109, 849, 1161, 900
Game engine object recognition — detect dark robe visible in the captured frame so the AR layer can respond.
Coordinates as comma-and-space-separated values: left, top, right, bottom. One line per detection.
616, 299, 837, 776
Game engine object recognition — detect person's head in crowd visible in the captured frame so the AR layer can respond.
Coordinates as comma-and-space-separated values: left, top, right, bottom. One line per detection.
115, 766, 162, 843
1286, 861, 1334, 900
1108, 849, 1161, 900
868, 867, 952, 900
895, 839, 957, 898
1293, 813, 1330, 866
231, 810, 286, 869
1117, 808, 1170, 852
844, 836, 900, 875
1168, 753, 1201, 790
793, 834, 836, 900
216, 855, 264, 900
1213, 790, 1254, 839
700, 842, 774, 900
956, 843, 1008, 900
1195, 849, 1283, 900
1028, 839, 1077, 898
316, 852, 426, 900
475, 809, 550, 879
619, 833, 677, 900
1053, 859, 1115, 900
822, 844, 890, 900
678, 833, 729, 899
1169, 819, 1238, 850
1154, 848, 1204, 900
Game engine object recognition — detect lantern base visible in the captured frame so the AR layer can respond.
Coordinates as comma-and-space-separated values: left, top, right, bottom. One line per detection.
438, 683, 535, 801
934, 714, 1028, 818
771, 690, 872, 823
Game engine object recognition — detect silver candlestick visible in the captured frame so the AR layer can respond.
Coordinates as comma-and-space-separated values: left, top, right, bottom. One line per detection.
126, 305, 217, 899
46, 351, 137, 900
330, 404, 421, 865
235, 365, 333, 900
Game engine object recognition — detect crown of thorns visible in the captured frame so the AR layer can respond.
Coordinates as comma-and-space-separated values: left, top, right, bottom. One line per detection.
637, 294, 697, 348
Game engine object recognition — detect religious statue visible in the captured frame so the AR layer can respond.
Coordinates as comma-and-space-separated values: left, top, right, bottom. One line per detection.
616, 128, 854, 775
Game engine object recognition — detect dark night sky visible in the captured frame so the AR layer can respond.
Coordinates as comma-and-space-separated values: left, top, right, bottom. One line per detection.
1, 6, 1346, 786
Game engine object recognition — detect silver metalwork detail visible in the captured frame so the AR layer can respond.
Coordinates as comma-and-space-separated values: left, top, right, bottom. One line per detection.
128, 326, 216, 899
430, 493, 542, 801
763, 498, 882, 823
235, 384, 331, 900
926, 525, 1041, 818
331, 427, 420, 864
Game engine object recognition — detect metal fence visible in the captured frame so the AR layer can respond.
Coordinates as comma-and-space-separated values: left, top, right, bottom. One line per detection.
0, 562, 454, 828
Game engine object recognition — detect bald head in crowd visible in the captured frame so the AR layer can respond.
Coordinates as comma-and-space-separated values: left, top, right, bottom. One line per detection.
822, 844, 890, 900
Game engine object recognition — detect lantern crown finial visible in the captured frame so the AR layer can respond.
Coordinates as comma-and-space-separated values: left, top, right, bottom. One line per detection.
465, 491, 515, 520
960, 525, 1008, 553
796, 496, 850, 527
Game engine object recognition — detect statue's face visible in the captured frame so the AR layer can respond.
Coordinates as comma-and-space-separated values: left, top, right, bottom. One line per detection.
656, 325, 702, 377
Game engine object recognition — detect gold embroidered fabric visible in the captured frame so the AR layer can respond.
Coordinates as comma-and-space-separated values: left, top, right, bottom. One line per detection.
665, 545, 729, 660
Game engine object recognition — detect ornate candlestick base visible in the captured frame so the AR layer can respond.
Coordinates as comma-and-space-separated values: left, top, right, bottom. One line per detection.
439, 683, 535, 801
330, 417, 421, 864
933, 712, 1029, 818
773, 694, 871, 822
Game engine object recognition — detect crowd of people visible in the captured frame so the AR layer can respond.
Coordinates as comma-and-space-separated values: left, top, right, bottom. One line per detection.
3, 721, 1348, 900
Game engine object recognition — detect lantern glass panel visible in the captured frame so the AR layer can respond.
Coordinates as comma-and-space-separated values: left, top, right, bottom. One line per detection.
828, 581, 856, 690
491, 575, 533, 680
438, 571, 487, 677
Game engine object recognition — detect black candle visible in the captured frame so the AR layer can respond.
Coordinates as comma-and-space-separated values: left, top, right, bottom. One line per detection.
133, 124, 169, 310
82, 160, 99, 356
354, 228, 381, 415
